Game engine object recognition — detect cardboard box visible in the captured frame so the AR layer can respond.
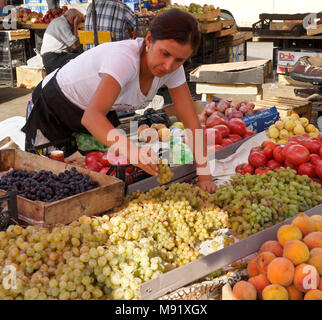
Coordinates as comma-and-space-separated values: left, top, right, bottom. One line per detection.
277, 50, 322, 74
190, 60, 272, 85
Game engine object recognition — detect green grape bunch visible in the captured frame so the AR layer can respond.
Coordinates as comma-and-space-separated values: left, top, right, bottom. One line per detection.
157, 159, 174, 184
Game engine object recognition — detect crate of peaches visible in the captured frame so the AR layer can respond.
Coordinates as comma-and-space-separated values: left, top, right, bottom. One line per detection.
235, 135, 322, 184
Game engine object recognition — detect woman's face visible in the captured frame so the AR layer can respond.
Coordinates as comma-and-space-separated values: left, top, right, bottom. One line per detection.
145, 34, 194, 78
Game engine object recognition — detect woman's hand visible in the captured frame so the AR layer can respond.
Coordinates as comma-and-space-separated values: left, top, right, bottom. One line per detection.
196, 175, 217, 194
135, 146, 159, 176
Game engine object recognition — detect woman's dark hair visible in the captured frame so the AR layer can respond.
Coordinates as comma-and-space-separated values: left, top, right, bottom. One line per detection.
149, 8, 200, 53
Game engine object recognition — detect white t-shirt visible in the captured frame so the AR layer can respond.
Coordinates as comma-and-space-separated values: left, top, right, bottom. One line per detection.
52, 38, 186, 111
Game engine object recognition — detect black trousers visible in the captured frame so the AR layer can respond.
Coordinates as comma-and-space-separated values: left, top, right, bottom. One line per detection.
42, 52, 80, 75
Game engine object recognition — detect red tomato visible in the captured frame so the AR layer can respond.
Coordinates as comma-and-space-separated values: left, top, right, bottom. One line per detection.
298, 138, 322, 154
86, 160, 103, 172
99, 167, 110, 175
310, 154, 321, 166
213, 124, 230, 138
281, 141, 300, 160
248, 151, 267, 167
243, 131, 255, 138
235, 163, 254, 175
255, 167, 269, 175
267, 159, 282, 171
228, 134, 242, 143
284, 159, 297, 171
285, 144, 310, 166
261, 140, 276, 149
227, 118, 247, 136
206, 114, 227, 128
85, 152, 103, 166
205, 128, 223, 145
318, 133, 322, 143
221, 138, 233, 147
320, 146, 322, 158
100, 152, 111, 167
273, 145, 285, 163
250, 146, 262, 154
315, 160, 322, 179
298, 162, 316, 178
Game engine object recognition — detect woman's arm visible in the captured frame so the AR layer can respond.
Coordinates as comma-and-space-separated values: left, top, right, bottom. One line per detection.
81, 74, 159, 176
169, 82, 217, 193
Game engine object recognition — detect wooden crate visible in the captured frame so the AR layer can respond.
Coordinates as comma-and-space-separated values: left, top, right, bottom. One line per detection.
199, 19, 222, 34
254, 97, 312, 120
194, 8, 221, 21
0, 149, 124, 227
16, 66, 46, 89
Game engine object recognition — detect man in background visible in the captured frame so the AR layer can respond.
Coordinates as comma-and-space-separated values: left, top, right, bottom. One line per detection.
85, 0, 136, 48
40, 8, 85, 74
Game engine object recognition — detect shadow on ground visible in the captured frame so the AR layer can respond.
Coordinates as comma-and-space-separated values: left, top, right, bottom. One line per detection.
0, 86, 32, 104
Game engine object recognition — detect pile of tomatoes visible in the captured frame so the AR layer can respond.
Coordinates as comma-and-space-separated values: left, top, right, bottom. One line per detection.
235, 133, 322, 184
203, 117, 255, 151
84, 150, 132, 176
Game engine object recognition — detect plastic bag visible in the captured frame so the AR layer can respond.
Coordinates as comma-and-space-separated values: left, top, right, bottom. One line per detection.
137, 108, 170, 127
72, 132, 108, 152
27, 48, 44, 69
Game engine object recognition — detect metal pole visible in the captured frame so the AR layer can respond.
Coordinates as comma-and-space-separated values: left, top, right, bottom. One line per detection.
92, 0, 98, 46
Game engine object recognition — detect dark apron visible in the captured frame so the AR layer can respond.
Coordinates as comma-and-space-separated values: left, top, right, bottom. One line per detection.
21, 70, 120, 144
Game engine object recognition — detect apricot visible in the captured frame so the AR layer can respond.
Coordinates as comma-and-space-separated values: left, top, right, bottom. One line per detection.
283, 240, 310, 265
310, 215, 322, 221
232, 280, 257, 300
287, 284, 303, 300
256, 251, 276, 274
247, 257, 260, 277
292, 213, 316, 236
277, 224, 302, 246
248, 273, 270, 296
259, 240, 283, 257
307, 248, 322, 275
262, 284, 289, 300
311, 219, 322, 232
303, 232, 322, 249
267, 257, 295, 287
294, 263, 320, 292
303, 289, 322, 300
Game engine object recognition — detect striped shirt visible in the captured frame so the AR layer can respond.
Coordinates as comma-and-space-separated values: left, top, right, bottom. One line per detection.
85, 0, 137, 48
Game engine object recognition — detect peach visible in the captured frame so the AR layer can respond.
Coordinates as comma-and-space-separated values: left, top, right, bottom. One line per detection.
267, 257, 295, 287
292, 213, 315, 236
310, 219, 322, 232
303, 232, 322, 249
294, 263, 320, 292
283, 240, 309, 265
310, 215, 322, 221
248, 273, 270, 296
247, 257, 260, 277
307, 248, 322, 275
262, 284, 289, 300
277, 224, 302, 246
256, 251, 276, 274
287, 284, 303, 300
303, 289, 322, 300
232, 280, 257, 300
259, 240, 283, 257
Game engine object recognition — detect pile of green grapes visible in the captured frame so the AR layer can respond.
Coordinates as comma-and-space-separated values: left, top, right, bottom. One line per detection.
212, 167, 322, 239
157, 160, 174, 184
0, 183, 230, 300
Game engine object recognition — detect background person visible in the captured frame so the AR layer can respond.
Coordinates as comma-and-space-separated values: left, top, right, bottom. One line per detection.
40, 8, 85, 74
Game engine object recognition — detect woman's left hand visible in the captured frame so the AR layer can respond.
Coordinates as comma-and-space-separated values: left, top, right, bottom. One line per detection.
196, 175, 217, 194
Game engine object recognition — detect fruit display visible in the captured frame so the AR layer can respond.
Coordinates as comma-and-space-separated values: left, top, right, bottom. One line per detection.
204, 116, 255, 151
230, 212, 322, 300
157, 159, 174, 184
155, 3, 217, 15
199, 100, 258, 124
213, 167, 322, 239
17, 6, 68, 24
266, 114, 320, 144
138, 123, 172, 143
0, 168, 99, 202
235, 137, 322, 183
0, 183, 230, 300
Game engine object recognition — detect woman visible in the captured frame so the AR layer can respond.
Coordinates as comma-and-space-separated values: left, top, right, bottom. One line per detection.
22, 8, 216, 193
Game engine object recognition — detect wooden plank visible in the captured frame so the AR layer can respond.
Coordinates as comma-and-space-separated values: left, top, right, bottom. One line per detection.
215, 27, 237, 38
259, 13, 310, 20
307, 23, 322, 36
221, 20, 235, 29
194, 8, 221, 21
199, 20, 222, 33
196, 83, 261, 95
